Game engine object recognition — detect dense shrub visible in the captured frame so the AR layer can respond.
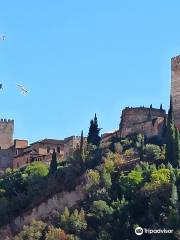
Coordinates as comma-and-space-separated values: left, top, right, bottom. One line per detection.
144, 144, 162, 161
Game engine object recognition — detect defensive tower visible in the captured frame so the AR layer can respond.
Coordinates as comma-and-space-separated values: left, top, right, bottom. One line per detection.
171, 55, 180, 129
0, 119, 14, 149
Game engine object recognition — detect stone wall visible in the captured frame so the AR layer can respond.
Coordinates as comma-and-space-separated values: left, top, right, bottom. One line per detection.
120, 107, 166, 138
0, 148, 14, 170
0, 184, 86, 239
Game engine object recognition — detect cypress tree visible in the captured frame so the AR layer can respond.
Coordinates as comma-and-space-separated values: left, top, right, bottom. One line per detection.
93, 113, 101, 146
87, 114, 101, 146
168, 96, 174, 124
49, 149, 58, 175
165, 96, 180, 167
79, 130, 85, 166
165, 97, 175, 163
160, 104, 163, 110
170, 183, 178, 208
139, 135, 144, 160
174, 127, 180, 167
87, 120, 94, 144
165, 119, 176, 164
162, 116, 167, 139
80, 130, 84, 156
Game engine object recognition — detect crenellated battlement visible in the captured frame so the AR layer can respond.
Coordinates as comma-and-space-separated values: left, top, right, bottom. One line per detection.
171, 55, 180, 63
122, 106, 165, 117
171, 55, 180, 71
0, 119, 14, 124
119, 106, 166, 138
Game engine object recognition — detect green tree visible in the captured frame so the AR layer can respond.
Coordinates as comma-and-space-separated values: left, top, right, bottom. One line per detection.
91, 200, 113, 219
87, 120, 94, 145
87, 114, 101, 146
45, 227, 67, 240
25, 162, 49, 178
49, 149, 58, 175
136, 134, 144, 160
80, 130, 84, 159
60, 208, 87, 236
174, 127, 180, 167
144, 144, 162, 161
151, 168, 170, 186
165, 96, 177, 165
15, 220, 46, 240
170, 183, 178, 207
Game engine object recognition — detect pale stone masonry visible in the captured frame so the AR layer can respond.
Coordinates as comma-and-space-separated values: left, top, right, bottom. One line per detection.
0, 119, 14, 149
171, 55, 180, 129
119, 107, 166, 139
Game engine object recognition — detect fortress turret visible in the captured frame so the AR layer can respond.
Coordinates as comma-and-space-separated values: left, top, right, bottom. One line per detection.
171, 55, 180, 129
0, 119, 14, 149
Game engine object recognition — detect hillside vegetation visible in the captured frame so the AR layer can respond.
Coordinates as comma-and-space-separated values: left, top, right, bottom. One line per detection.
0, 110, 180, 240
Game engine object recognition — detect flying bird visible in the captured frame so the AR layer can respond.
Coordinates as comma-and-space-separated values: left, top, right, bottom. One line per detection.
17, 84, 29, 96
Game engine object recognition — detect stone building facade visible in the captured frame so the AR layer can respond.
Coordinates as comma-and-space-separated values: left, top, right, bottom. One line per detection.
64, 136, 87, 157
12, 137, 87, 170
0, 118, 87, 170
119, 107, 166, 139
171, 55, 180, 129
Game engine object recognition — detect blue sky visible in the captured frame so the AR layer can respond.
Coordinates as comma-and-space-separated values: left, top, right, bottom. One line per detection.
0, 0, 179, 142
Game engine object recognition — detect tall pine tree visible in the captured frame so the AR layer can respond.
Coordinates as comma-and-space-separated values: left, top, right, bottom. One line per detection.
174, 127, 180, 167
80, 130, 84, 158
93, 114, 101, 145
49, 149, 58, 175
87, 114, 101, 146
165, 97, 175, 164
87, 120, 94, 144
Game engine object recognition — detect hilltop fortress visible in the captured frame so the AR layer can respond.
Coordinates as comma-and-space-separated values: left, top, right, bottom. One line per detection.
119, 106, 166, 139
102, 54, 180, 143
0, 55, 180, 170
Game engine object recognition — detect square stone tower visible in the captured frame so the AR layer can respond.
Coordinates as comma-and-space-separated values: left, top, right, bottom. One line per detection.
171, 56, 180, 129
0, 119, 14, 149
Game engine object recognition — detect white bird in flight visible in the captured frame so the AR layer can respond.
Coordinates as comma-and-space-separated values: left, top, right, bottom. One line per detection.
17, 84, 29, 96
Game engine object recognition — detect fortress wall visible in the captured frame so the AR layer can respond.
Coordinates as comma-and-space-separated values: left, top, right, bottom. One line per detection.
120, 107, 166, 138
0, 184, 86, 239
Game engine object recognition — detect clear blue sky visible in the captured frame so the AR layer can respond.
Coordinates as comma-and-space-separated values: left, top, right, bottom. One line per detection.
0, 0, 179, 142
